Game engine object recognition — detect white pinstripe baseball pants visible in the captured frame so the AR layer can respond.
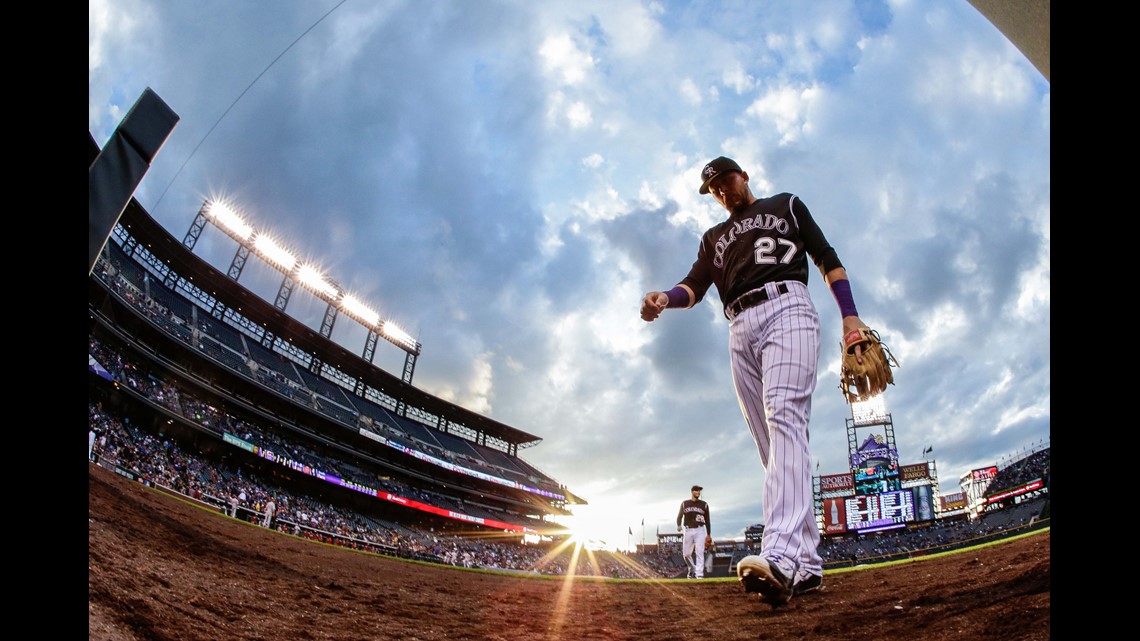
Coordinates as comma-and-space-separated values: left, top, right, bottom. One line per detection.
728, 280, 823, 577
682, 526, 707, 577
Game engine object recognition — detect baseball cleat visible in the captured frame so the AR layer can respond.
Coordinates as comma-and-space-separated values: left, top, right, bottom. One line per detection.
737, 555, 793, 607
792, 569, 823, 596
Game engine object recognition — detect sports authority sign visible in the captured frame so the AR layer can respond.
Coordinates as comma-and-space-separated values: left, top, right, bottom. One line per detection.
820, 472, 854, 492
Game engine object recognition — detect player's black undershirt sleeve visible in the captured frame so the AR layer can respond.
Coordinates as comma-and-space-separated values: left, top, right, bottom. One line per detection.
792, 196, 843, 275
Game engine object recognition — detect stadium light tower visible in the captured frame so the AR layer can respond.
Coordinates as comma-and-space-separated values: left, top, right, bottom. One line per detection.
845, 394, 896, 469
182, 199, 423, 383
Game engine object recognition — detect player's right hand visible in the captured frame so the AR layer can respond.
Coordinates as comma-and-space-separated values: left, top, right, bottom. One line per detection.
640, 292, 668, 322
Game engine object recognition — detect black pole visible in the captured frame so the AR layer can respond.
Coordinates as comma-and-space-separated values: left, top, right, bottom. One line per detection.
89, 87, 179, 275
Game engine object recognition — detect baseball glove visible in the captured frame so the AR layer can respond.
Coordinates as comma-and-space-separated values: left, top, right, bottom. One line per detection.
839, 327, 898, 403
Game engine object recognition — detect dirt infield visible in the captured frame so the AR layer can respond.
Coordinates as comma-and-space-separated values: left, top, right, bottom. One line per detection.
88, 463, 1050, 641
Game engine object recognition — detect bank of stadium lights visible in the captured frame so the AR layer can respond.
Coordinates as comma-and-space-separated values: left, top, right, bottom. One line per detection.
252, 234, 296, 271
297, 265, 337, 298
340, 294, 416, 351
340, 294, 379, 326
206, 201, 253, 240
200, 199, 420, 353
381, 321, 416, 350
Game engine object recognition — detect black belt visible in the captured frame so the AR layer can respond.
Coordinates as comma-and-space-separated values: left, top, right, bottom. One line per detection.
726, 283, 789, 320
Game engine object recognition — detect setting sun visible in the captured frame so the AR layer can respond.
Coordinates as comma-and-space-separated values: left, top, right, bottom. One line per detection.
555, 503, 643, 552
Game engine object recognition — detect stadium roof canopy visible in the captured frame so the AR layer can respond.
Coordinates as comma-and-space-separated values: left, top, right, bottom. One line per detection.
967, 0, 1048, 82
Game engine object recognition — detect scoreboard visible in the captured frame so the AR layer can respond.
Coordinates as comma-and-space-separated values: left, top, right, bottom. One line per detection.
834, 489, 916, 534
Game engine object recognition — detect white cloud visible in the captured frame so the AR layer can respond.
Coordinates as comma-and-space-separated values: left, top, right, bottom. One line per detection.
539, 32, 595, 86
721, 62, 757, 95
89, 0, 141, 71
566, 101, 593, 128
459, 353, 496, 415
679, 78, 702, 106
743, 84, 820, 145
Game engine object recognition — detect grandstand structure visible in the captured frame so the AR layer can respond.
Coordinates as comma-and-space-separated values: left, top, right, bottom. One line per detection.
88, 130, 587, 543
963, 440, 1050, 520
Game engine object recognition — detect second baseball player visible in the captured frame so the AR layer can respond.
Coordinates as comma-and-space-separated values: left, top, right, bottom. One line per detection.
676, 485, 712, 579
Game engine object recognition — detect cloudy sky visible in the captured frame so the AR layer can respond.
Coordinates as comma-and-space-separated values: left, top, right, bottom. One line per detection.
89, 0, 1049, 550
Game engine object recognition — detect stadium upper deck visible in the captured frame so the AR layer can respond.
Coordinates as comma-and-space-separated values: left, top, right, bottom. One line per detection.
89, 133, 586, 533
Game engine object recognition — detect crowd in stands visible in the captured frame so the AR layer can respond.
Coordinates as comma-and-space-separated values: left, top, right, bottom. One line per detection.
986, 447, 1050, 495
90, 399, 668, 578
89, 334, 552, 531
813, 497, 1045, 567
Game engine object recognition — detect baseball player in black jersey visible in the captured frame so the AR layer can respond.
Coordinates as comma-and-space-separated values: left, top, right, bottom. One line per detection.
676, 485, 712, 578
642, 156, 872, 606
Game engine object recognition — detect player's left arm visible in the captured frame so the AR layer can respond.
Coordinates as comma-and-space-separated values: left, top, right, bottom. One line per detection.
794, 196, 868, 338
824, 267, 871, 362
823, 268, 869, 334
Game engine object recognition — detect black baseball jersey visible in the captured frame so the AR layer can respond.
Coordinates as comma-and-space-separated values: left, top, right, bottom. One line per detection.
679, 193, 843, 316
677, 499, 711, 534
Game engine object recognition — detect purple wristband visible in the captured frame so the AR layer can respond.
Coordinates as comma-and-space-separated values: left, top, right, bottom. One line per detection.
830, 279, 859, 318
665, 286, 688, 309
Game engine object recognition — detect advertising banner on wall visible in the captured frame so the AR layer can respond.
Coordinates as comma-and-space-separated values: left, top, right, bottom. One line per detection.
822, 497, 848, 535
940, 492, 967, 511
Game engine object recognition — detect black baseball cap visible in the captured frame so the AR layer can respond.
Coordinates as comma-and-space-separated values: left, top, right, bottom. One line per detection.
698, 156, 743, 194
691, 485, 703, 491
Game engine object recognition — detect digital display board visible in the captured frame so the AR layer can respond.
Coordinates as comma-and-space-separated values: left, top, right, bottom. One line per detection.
912, 484, 935, 521
972, 466, 998, 482
854, 457, 901, 496
845, 489, 915, 532
985, 479, 1044, 504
